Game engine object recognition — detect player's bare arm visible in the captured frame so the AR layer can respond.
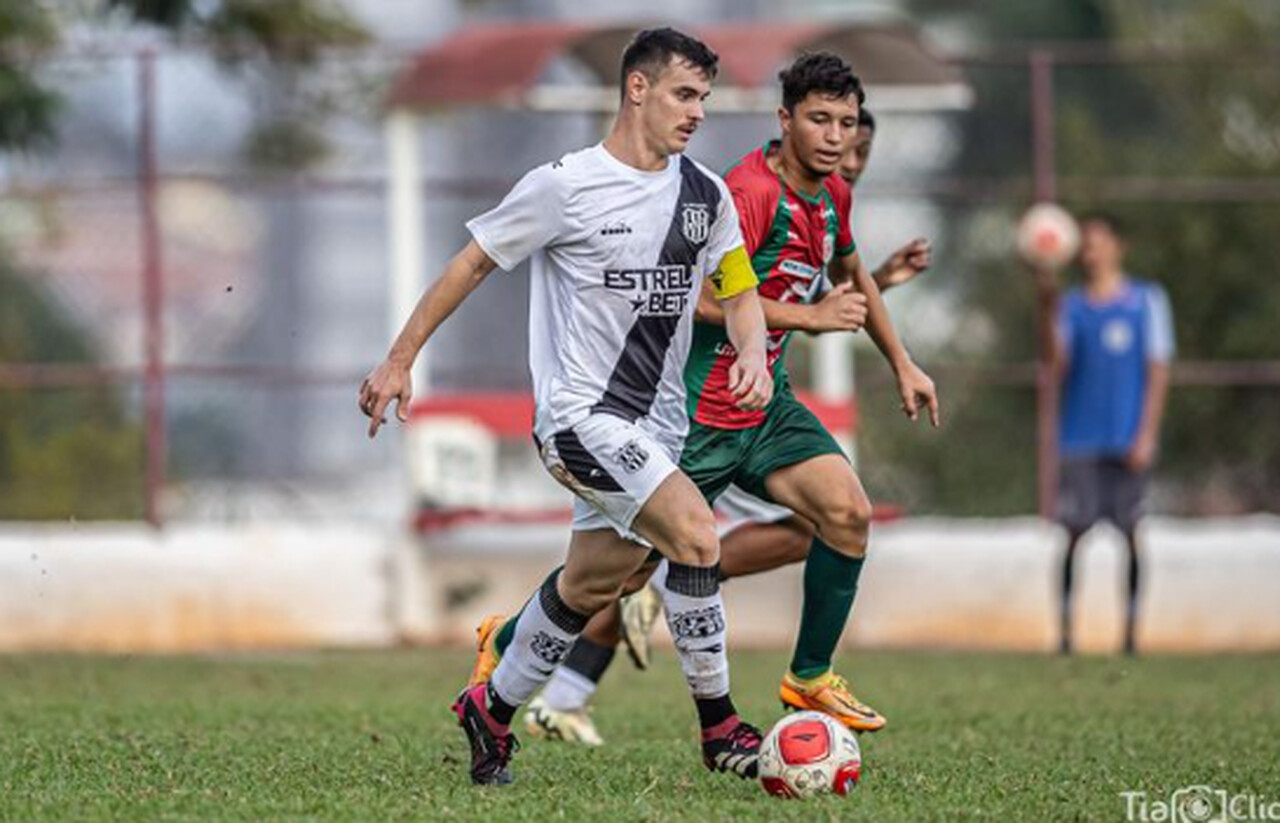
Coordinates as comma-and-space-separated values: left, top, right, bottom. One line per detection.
872, 237, 932, 292
703, 244, 773, 410
359, 239, 497, 438
1034, 266, 1070, 379
834, 249, 940, 427
720, 286, 773, 410
695, 278, 867, 333
1128, 360, 1169, 472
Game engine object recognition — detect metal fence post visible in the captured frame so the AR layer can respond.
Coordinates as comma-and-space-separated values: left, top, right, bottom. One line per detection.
1030, 47, 1060, 520
137, 48, 166, 528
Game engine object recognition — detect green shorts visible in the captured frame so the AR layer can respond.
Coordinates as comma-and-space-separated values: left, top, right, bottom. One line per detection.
679, 388, 846, 506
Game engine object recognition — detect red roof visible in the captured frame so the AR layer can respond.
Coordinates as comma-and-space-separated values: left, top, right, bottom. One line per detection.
387, 21, 962, 110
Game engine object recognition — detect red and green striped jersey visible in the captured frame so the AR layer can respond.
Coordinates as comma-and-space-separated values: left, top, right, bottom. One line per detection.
684, 140, 857, 429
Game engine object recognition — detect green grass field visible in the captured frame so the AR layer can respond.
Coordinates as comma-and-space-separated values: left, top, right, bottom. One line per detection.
2, 649, 1277, 821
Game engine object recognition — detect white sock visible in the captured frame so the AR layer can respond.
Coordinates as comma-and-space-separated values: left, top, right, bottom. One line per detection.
650, 557, 670, 591
489, 569, 588, 707
660, 562, 730, 699
542, 666, 597, 712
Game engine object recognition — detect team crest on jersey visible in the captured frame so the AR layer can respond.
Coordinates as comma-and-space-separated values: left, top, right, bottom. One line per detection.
681, 203, 710, 244
1103, 318, 1134, 353
612, 439, 650, 474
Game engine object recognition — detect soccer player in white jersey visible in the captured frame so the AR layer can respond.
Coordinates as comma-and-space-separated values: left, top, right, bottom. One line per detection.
359, 28, 772, 786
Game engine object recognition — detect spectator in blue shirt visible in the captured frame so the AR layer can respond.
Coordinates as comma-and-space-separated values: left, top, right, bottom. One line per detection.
1043, 212, 1174, 655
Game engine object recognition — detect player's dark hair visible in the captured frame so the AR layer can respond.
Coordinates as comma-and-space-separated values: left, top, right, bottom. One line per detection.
619, 27, 719, 91
1079, 210, 1127, 240
859, 107, 876, 132
778, 52, 865, 113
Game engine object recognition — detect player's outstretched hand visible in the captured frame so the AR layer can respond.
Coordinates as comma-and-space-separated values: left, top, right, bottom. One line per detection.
896, 359, 940, 428
728, 351, 773, 411
875, 237, 932, 291
358, 358, 413, 439
811, 282, 869, 332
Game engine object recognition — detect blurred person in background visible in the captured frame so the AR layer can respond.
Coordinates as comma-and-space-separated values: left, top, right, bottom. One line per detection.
1041, 213, 1174, 655
838, 109, 931, 287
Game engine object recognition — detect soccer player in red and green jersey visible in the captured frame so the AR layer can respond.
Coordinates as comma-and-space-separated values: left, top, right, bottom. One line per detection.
672, 53, 938, 730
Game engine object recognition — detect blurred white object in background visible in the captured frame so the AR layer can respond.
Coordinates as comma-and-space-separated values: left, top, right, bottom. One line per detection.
407, 416, 497, 509
1017, 202, 1080, 270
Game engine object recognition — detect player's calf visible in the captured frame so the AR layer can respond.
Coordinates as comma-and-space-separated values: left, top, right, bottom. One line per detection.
718, 517, 813, 579
559, 561, 628, 616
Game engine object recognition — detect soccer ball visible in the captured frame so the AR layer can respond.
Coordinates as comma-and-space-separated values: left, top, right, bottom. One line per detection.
1017, 202, 1080, 269
758, 711, 862, 799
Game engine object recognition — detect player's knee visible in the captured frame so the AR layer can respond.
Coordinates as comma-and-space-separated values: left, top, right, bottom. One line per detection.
665, 509, 720, 568
820, 493, 873, 556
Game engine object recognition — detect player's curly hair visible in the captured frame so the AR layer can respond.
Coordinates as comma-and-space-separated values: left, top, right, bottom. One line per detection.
779, 52, 864, 113
620, 27, 719, 89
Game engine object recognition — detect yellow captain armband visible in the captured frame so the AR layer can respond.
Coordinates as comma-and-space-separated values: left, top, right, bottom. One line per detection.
709, 246, 758, 300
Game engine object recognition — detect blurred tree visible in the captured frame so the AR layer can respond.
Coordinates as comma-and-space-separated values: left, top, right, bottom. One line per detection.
105, 0, 372, 172
0, 1, 61, 151
0, 265, 144, 519
867, 0, 1280, 514
0, 1, 376, 519
1, 3, 143, 520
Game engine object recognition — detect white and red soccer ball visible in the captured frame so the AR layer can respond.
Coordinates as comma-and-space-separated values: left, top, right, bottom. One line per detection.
1017, 202, 1080, 270
758, 711, 862, 799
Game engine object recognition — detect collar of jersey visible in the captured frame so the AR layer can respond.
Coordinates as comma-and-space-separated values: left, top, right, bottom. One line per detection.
1080, 273, 1136, 308
761, 139, 825, 206
595, 142, 679, 181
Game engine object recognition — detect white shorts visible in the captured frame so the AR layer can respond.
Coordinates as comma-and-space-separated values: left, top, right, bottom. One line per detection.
714, 484, 794, 537
539, 414, 679, 541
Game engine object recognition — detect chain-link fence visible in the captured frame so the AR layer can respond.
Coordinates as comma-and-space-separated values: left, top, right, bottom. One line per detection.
2, 41, 1278, 524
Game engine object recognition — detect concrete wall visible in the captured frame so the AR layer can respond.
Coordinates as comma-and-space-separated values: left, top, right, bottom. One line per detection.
0, 524, 393, 652
3, 517, 1279, 653
400, 516, 1280, 654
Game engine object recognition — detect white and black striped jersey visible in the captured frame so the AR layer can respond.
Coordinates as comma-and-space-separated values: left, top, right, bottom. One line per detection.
467, 143, 746, 452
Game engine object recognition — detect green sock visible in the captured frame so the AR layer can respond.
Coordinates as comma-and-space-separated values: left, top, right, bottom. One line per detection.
789, 537, 865, 680
493, 611, 520, 657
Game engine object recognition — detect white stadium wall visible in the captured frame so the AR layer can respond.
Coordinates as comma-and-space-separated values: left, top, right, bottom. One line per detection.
2, 517, 1279, 653
0, 524, 394, 652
